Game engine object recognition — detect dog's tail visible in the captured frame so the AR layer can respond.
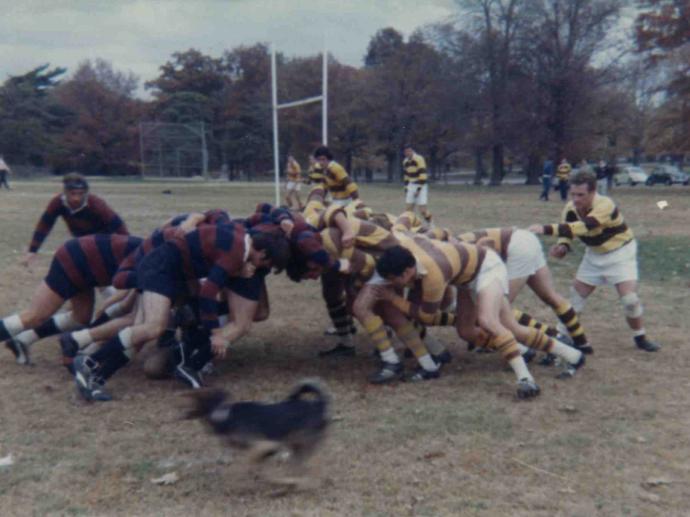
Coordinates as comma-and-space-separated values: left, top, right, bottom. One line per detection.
287, 378, 330, 409
183, 389, 228, 419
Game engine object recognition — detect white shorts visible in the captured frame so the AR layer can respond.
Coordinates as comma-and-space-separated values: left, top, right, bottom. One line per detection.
286, 181, 301, 192
576, 240, 638, 286
330, 198, 352, 207
405, 184, 428, 205
505, 229, 546, 280
469, 249, 509, 300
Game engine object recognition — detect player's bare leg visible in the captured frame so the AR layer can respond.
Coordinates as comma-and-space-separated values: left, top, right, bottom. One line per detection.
615, 280, 660, 351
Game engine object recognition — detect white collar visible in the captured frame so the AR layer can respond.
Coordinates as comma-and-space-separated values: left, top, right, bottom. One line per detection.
243, 234, 251, 262
415, 259, 428, 278
61, 193, 89, 214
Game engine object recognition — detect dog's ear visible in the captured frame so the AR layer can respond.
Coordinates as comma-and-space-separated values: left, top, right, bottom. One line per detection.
181, 389, 227, 419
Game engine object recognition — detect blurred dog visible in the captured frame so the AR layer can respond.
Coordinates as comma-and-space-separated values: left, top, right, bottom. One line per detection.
184, 379, 330, 485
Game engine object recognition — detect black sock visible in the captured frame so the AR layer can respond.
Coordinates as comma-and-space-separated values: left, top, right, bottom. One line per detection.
90, 312, 112, 327
92, 335, 130, 380
0, 321, 11, 341
634, 334, 647, 345
33, 318, 60, 339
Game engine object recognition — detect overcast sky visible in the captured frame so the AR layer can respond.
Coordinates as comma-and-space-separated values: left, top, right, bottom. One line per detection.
0, 0, 455, 97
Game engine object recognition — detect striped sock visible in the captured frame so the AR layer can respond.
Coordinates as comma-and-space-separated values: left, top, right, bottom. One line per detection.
554, 302, 588, 347
363, 315, 399, 363
514, 309, 558, 337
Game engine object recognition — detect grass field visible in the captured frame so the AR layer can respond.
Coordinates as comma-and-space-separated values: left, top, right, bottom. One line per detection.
0, 179, 688, 516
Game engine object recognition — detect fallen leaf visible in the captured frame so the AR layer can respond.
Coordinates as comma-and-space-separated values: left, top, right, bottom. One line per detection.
423, 451, 445, 461
0, 454, 13, 467
638, 490, 660, 503
656, 200, 669, 210
559, 405, 577, 413
151, 472, 179, 485
643, 477, 672, 488
635, 436, 648, 444
559, 487, 576, 495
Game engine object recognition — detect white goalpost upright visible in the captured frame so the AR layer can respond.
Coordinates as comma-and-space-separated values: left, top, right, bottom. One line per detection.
271, 42, 328, 205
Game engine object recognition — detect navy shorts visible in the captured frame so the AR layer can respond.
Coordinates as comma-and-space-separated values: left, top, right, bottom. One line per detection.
45, 258, 81, 300
226, 267, 269, 301
137, 243, 189, 301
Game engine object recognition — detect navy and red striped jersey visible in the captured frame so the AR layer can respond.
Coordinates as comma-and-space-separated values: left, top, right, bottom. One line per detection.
111, 211, 233, 290
244, 203, 332, 268
169, 223, 248, 329
29, 193, 128, 252
48, 234, 143, 293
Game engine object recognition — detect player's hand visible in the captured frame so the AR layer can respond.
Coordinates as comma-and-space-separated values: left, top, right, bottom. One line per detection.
240, 262, 256, 278
280, 219, 294, 237
337, 258, 351, 274
549, 244, 568, 259
21, 252, 37, 268
211, 332, 229, 359
373, 285, 395, 301
528, 224, 544, 235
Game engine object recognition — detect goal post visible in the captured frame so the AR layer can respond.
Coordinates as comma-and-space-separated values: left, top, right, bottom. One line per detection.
271, 43, 328, 205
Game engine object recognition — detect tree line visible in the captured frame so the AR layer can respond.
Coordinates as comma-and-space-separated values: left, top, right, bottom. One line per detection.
0, 0, 686, 183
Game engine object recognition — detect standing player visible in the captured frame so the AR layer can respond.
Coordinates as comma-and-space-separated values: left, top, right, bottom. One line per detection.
529, 170, 660, 352
556, 158, 572, 202
313, 146, 359, 207
402, 144, 431, 223
0, 154, 12, 190
22, 172, 128, 268
284, 155, 303, 210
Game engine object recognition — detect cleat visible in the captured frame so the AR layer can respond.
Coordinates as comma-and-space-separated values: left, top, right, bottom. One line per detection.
432, 350, 453, 365
73, 355, 98, 401
174, 364, 203, 389
635, 336, 661, 352
59, 333, 80, 374
324, 325, 356, 337
403, 348, 414, 359
522, 348, 537, 364
199, 361, 215, 376
557, 353, 586, 379
576, 343, 594, 355
516, 378, 540, 399
369, 361, 404, 384
538, 353, 556, 366
318, 343, 356, 358
404, 366, 440, 382
556, 332, 574, 347
89, 378, 112, 402
5, 338, 30, 365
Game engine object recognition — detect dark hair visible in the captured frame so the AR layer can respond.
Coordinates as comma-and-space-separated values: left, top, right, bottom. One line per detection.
63, 172, 89, 191
570, 170, 597, 192
376, 246, 416, 278
403, 143, 413, 150
313, 146, 333, 161
286, 257, 310, 283
251, 233, 291, 273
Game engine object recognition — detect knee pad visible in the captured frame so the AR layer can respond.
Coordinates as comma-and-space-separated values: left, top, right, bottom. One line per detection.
569, 287, 587, 313
620, 293, 643, 318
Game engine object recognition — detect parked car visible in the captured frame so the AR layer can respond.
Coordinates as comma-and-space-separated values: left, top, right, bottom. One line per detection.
615, 166, 648, 186
645, 165, 689, 186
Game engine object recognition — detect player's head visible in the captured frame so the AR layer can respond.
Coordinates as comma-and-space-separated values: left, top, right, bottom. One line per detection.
376, 245, 417, 287
249, 232, 291, 273
62, 172, 89, 209
569, 171, 597, 210
313, 146, 332, 167
403, 144, 414, 159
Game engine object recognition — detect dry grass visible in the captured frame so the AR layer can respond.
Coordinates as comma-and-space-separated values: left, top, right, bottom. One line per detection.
0, 179, 689, 516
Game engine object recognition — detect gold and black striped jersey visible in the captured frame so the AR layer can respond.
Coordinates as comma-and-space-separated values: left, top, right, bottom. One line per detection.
307, 163, 325, 184
403, 153, 428, 185
556, 161, 571, 181
320, 220, 400, 281
544, 194, 634, 254
393, 211, 450, 241
324, 161, 359, 200
390, 234, 486, 325
286, 161, 302, 182
456, 227, 514, 261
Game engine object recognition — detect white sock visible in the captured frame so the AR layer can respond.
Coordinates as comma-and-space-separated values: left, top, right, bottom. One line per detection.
517, 343, 530, 354
105, 302, 124, 318
380, 347, 400, 364
633, 328, 646, 338
16, 329, 39, 346
556, 322, 568, 337
508, 356, 534, 382
72, 329, 93, 347
4, 315, 24, 336
118, 327, 134, 358
418, 354, 439, 372
550, 339, 582, 364
54, 312, 80, 331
